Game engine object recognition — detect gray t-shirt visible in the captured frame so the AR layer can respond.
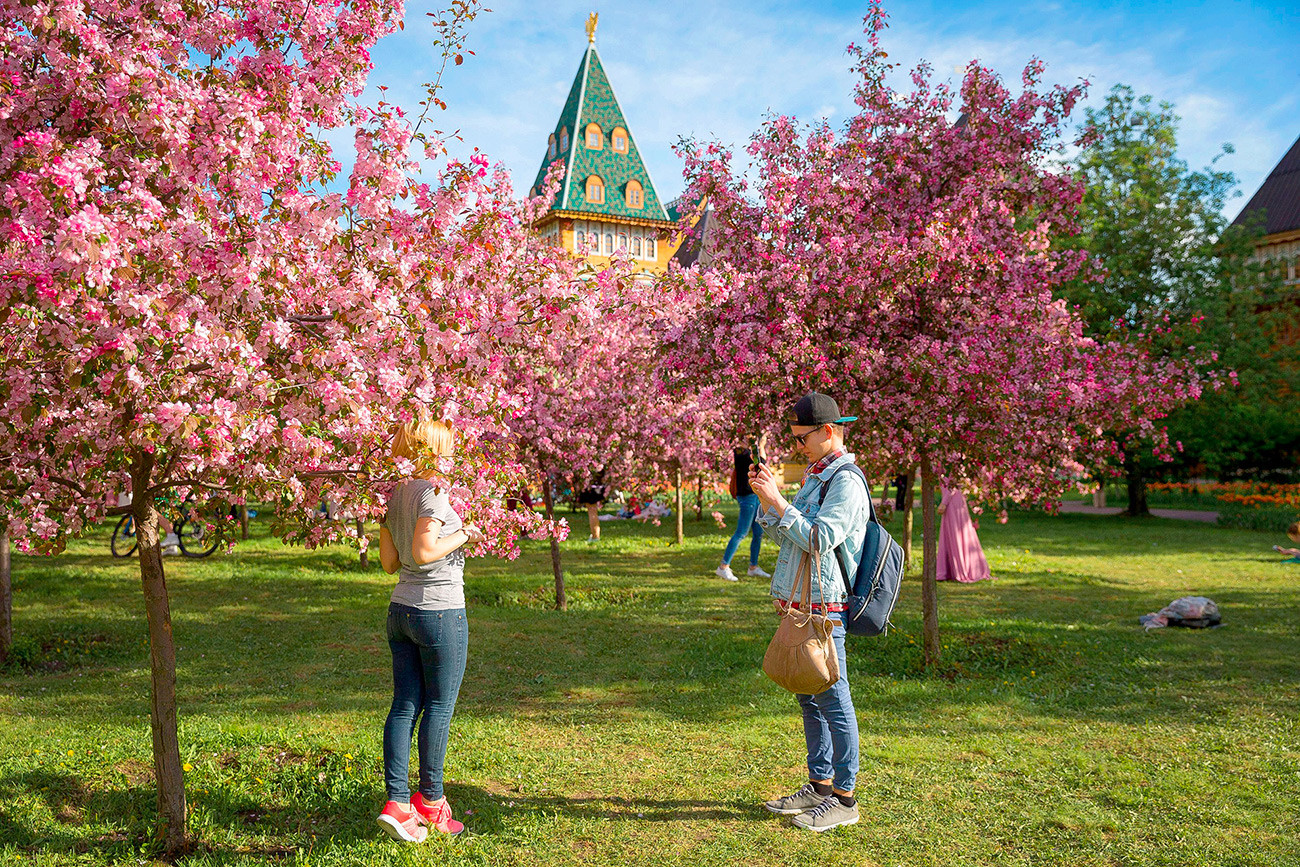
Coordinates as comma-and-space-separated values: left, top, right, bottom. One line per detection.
383, 479, 465, 610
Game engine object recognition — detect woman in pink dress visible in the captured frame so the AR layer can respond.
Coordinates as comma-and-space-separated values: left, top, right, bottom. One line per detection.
937, 486, 991, 583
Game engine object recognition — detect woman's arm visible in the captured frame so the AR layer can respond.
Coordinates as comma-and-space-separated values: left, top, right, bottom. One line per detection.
412, 517, 485, 565
379, 527, 400, 574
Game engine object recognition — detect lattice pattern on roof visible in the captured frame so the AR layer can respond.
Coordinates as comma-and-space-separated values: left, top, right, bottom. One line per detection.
531, 46, 671, 224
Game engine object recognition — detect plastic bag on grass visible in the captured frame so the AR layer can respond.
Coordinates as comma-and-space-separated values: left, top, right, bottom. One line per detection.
1140, 596, 1221, 630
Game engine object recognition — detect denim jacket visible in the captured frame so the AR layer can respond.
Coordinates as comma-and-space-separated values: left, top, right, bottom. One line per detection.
757, 452, 870, 607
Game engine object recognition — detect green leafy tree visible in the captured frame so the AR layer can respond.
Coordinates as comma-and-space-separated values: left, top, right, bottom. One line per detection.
1063, 84, 1291, 510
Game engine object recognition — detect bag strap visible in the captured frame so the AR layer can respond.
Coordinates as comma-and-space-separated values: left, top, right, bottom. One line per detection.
816, 463, 873, 595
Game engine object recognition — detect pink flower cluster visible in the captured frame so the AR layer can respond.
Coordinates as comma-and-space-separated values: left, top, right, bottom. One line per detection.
660, 1, 1207, 510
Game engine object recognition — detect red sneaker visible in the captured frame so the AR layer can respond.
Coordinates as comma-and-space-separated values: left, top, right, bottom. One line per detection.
377, 800, 427, 842
412, 793, 465, 835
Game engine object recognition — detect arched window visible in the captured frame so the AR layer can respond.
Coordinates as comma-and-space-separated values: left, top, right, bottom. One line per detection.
587, 231, 598, 250
618, 232, 628, 251
603, 232, 614, 254
547, 134, 556, 160
645, 235, 656, 260
559, 127, 569, 153
611, 127, 628, 154
633, 236, 643, 257
625, 179, 644, 209
585, 175, 605, 204
585, 122, 603, 149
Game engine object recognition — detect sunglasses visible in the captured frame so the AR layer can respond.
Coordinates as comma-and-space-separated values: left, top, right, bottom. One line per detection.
792, 427, 825, 446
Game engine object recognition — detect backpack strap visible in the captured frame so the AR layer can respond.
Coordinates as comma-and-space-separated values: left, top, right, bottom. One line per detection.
816, 463, 872, 593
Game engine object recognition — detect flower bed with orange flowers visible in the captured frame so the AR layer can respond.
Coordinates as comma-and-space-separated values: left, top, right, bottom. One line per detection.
1149, 482, 1300, 531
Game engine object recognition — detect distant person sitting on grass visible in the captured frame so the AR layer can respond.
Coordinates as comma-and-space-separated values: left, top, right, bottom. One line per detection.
375, 413, 484, 843
1272, 522, 1300, 562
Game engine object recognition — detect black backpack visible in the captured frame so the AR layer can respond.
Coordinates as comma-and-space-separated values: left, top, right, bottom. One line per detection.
818, 464, 905, 637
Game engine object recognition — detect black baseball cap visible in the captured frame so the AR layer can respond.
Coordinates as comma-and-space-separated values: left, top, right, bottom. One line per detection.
789, 392, 857, 427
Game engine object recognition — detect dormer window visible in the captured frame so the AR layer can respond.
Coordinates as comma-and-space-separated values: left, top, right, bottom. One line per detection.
585, 175, 605, 204
625, 179, 644, 209
548, 134, 556, 160
559, 127, 569, 153
585, 123, 603, 149
611, 127, 628, 154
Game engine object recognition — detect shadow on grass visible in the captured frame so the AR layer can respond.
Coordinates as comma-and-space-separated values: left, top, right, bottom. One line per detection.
446, 782, 754, 831
8, 513, 1300, 732
0, 769, 755, 862
0, 767, 379, 862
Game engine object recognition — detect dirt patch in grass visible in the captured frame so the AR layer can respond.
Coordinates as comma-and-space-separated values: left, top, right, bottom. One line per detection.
113, 759, 153, 787
261, 746, 307, 768
2, 633, 116, 674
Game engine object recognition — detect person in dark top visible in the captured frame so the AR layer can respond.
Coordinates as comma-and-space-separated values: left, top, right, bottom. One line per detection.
577, 471, 608, 543
716, 446, 769, 581
893, 472, 910, 511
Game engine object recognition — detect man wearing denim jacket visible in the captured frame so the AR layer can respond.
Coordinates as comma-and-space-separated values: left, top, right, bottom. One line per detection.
750, 392, 869, 832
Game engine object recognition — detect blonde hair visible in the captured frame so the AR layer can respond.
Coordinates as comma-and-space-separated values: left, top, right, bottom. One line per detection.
392, 414, 455, 466
1288, 522, 1300, 543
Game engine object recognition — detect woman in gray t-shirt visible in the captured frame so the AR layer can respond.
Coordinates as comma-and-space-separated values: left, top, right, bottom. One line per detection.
375, 417, 484, 842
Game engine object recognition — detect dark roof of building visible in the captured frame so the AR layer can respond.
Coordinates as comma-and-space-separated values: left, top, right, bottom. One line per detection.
530, 44, 671, 224
1232, 133, 1300, 236
667, 199, 713, 269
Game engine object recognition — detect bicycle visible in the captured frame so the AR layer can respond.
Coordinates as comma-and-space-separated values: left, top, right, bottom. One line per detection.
110, 498, 229, 558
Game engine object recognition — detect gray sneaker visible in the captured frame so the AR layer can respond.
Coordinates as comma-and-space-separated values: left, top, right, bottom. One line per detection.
763, 783, 825, 815
791, 796, 859, 832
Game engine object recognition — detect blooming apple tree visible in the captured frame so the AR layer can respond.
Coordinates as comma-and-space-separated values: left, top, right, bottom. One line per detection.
662, 2, 1208, 665
0, 0, 580, 848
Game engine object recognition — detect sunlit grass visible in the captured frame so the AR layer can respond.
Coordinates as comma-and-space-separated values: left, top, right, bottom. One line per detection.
2, 504, 1298, 865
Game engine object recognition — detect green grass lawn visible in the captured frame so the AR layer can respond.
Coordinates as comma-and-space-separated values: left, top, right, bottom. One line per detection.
2, 505, 1298, 866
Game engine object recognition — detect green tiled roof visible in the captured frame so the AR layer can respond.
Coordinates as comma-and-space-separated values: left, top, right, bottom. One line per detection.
531, 45, 671, 224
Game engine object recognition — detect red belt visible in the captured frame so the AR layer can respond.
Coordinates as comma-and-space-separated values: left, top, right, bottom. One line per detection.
778, 600, 846, 613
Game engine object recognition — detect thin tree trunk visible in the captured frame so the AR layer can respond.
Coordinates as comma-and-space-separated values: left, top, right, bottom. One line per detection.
0, 523, 11, 667
902, 466, 917, 571
674, 464, 684, 545
239, 503, 249, 541
695, 474, 704, 521
919, 458, 941, 668
1125, 460, 1148, 516
541, 475, 566, 611
131, 459, 187, 853
356, 519, 368, 569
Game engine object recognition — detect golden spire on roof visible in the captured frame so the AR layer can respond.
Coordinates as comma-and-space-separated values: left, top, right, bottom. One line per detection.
586, 12, 598, 44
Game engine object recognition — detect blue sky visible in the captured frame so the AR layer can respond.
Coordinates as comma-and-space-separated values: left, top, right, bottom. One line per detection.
362, 0, 1299, 217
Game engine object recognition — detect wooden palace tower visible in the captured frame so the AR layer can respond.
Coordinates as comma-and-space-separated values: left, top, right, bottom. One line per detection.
529, 14, 678, 278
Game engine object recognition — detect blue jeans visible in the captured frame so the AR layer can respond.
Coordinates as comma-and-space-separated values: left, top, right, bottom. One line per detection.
797, 620, 859, 792
722, 494, 763, 567
383, 603, 468, 802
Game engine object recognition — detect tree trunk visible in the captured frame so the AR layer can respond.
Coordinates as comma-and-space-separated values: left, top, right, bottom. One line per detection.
695, 474, 704, 521
131, 462, 187, 853
1125, 461, 1149, 516
901, 466, 917, 571
674, 463, 684, 545
356, 519, 368, 569
919, 459, 941, 668
1092, 486, 1106, 508
0, 523, 11, 667
239, 503, 249, 541
541, 475, 566, 611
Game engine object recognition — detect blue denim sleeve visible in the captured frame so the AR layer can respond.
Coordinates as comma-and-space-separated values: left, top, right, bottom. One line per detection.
775, 472, 868, 554
756, 502, 791, 546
